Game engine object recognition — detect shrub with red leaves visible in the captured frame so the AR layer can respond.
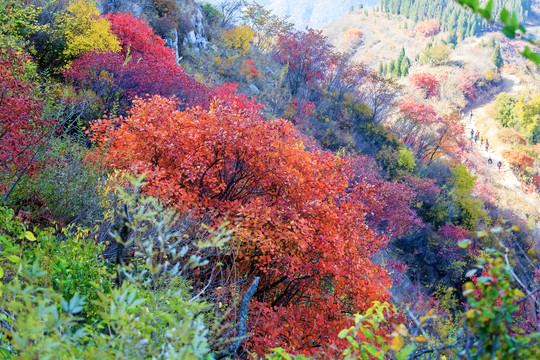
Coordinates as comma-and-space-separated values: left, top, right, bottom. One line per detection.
0, 48, 54, 194
65, 12, 211, 113
410, 73, 440, 98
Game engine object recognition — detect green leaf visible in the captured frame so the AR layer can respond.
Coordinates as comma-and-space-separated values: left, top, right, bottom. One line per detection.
458, 239, 472, 248
477, 276, 493, 283
269, 348, 292, 360
396, 344, 417, 360
502, 26, 516, 39
510, 12, 519, 28
490, 226, 503, 234
24, 231, 36, 241
483, 0, 494, 20
363, 343, 381, 358
465, 269, 477, 277
338, 328, 350, 339
7, 254, 20, 263
520, 47, 540, 65
500, 8, 510, 24
487, 287, 499, 301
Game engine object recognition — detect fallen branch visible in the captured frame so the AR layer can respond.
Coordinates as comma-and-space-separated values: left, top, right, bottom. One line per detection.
214, 276, 260, 360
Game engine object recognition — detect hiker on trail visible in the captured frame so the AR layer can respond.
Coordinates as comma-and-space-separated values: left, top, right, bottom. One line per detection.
475, 134, 478, 142
476, 130, 480, 139
481, 137, 484, 145
470, 129, 474, 139
497, 161, 502, 171
485, 139, 489, 151
488, 158, 493, 164
470, 111, 473, 119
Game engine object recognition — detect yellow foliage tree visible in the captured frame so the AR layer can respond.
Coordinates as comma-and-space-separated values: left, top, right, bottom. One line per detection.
57, 0, 120, 58
222, 24, 255, 55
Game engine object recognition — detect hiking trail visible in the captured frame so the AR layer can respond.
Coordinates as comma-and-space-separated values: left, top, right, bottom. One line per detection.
462, 72, 540, 243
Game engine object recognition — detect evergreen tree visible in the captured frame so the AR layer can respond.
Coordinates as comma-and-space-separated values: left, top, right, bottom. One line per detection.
400, 56, 410, 76
388, 60, 396, 76
378, 62, 384, 77
469, 20, 478, 37
492, 44, 504, 70
381, 0, 532, 39
398, 47, 406, 64
487, 36, 496, 48
391, 60, 400, 77
446, 31, 458, 46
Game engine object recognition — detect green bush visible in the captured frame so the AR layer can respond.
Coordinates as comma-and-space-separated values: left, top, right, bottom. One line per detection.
450, 165, 488, 230
495, 92, 519, 128
0, 176, 231, 359
7, 139, 105, 227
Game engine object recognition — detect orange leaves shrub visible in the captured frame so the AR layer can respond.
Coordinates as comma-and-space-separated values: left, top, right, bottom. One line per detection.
502, 149, 535, 171
343, 27, 363, 46
90, 85, 392, 355
415, 19, 440, 37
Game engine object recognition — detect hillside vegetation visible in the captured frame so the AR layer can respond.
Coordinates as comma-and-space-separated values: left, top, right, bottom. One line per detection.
381, 0, 533, 39
0, 0, 540, 358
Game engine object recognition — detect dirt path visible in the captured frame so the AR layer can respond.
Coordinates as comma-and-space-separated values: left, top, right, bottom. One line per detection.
461, 73, 540, 243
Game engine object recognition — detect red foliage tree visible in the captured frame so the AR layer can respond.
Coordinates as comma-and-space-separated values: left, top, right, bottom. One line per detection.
65, 12, 210, 113
399, 98, 438, 124
456, 70, 479, 101
274, 28, 336, 95
428, 111, 466, 161
415, 19, 440, 37
395, 98, 438, 147
351, 156, 423, 239
438, 224, 470, 241
0, 48, 53, 194
410, 72, 440, 98
396, 101, 464, 161
105, 12, 176, 63
89, 86, 392, 356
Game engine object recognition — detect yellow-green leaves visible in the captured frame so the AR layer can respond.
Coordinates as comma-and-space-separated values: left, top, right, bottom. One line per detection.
24, 231, 36, 241
57, 0, 120, 58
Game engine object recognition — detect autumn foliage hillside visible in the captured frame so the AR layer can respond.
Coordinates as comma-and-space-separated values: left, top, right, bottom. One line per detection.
1, 0, 540, 358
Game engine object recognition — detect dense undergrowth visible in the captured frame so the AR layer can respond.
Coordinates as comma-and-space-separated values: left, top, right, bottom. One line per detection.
1, 0, 540, 358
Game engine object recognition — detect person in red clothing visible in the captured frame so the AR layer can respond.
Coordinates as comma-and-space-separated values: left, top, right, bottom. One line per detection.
497, 161, 502, 170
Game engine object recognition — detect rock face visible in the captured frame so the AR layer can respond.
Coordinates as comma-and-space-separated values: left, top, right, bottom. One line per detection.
100, 0, 143, 17
100, 0, 210, 61
164, 28, 179, 62
182, 8, 209, 49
